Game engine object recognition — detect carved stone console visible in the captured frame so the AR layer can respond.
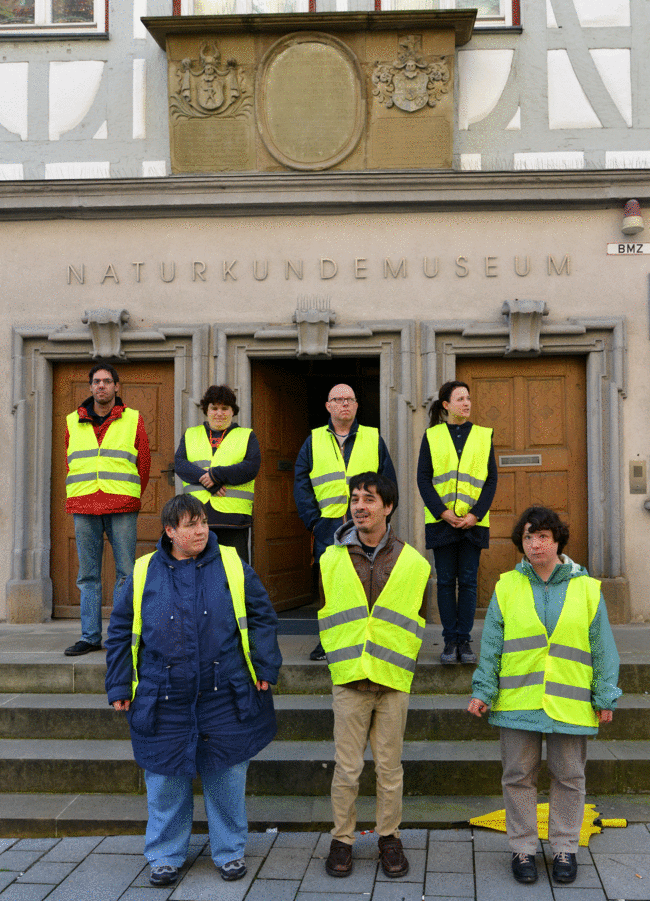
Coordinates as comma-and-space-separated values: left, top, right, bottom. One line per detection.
143, 10, 474, 174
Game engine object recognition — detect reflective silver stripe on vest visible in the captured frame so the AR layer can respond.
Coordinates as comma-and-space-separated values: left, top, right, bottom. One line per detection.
191, 459, 212, 469
458, 472, 486, 490
238, 616, 248, 631
327, 644, 364, 664
319, 606, 368, 632
311, 471, 346, 487
499, 671, 544, 689
431, 470, 456, 486
437, 491, 479, 507
99, 448, 138, 464
319, 496, 348, 509
65, 471, 140, 485
183, 484, 202, 493
365, 641, 417, 674
372, 604, 425, 640
226, 489, 255, 500
549, 643, 592, 667
67, 449, 100, 463
503, 635, 548, 654
546, 681, 592, 703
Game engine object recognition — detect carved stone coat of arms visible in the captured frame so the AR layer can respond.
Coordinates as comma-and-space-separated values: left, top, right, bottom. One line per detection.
372, 35, 450, 113
170, 41, 252, 121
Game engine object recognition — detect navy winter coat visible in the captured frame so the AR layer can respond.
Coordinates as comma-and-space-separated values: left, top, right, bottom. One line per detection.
105, 532, 282, 777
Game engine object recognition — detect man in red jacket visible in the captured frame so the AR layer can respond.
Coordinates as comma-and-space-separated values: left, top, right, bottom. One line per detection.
64, 363, 150, 656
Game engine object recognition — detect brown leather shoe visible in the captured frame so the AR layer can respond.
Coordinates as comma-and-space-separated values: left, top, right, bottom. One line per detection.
378, 834, 409, 878
326, 839, 353, 877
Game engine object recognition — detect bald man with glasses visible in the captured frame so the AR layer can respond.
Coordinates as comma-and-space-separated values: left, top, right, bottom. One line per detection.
294, 384, 397, 660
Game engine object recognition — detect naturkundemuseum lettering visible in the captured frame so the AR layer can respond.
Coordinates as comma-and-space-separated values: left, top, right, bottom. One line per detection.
67, 255, 571, 285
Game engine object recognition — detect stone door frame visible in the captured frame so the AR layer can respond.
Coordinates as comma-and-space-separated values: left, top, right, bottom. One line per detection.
421, 314, 627, 595
8, 319, 209, 622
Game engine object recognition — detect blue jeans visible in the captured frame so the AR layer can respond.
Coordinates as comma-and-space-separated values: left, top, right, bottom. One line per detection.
73, 512, 138, 645
144, 761, 249, 868
433, 540, 482, 643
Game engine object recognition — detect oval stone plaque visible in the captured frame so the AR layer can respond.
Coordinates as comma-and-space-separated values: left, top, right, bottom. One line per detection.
256, 33, 364, 171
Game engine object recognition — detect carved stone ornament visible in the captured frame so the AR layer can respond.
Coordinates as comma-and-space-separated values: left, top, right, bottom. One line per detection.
170, 42, 252, 122
501, 299, 548, 356
372, 35, 450, 113
293, 306, 337, 357
81, 308, 130, 359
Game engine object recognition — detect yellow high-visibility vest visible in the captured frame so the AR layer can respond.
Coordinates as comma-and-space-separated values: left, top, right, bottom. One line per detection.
309, 425, 380, 519
66, 408, 141, 499
424, 423, 492, 525
130, 545, 257, 701
491, 570, 600, 727
181, 425, 255, 516
319, 541, 430, 692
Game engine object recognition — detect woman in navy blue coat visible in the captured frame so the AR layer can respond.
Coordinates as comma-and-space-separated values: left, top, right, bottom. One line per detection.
105, 495, 282, 888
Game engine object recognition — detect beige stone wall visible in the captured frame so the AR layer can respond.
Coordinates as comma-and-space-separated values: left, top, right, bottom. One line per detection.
2, 206, 649, 621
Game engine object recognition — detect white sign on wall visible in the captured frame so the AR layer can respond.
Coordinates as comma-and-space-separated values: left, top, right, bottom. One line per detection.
607, 243, 650, 254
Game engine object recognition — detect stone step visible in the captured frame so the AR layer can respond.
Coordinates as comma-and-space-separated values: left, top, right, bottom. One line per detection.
1, 659, 648, 695
2, 693, 650, 741
2, 738, 650, 796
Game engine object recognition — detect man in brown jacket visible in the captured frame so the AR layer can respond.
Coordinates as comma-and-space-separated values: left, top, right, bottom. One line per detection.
317, 471, 430, 880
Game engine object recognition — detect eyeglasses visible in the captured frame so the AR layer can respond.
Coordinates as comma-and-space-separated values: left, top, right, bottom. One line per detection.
328, 397, 357, 405
91, 379, 114, 386
522, 533, 554, 545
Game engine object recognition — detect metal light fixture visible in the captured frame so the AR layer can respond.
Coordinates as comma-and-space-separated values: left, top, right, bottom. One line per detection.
622, 199, 645, 236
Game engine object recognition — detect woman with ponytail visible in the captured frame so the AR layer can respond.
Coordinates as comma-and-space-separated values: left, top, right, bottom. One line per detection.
417, 380, 498, 665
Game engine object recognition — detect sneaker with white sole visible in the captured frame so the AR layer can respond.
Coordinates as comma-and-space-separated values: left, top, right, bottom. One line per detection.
220, 858, 247, 881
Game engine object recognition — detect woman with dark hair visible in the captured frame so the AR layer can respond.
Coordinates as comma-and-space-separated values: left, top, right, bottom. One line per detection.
417, 380, 497, 664
468, 505, 620, 887
174, 384, 261, 562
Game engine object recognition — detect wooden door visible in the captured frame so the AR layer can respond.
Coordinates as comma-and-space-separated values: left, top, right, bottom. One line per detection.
251, 361, 313, 611
456, 357, 587, 608
51, 361, 176, 618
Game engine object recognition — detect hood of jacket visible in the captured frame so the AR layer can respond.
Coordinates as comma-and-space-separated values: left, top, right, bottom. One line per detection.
156, 527, 222, 567
516, 553, 589, 585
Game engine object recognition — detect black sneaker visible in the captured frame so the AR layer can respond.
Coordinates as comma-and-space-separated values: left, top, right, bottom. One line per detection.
511, 852, 538, 884
64, 640, 102, 657
457, 641, 477, 665
440, 641, 458, 664
149, 865, 178, 886
552, 851, 577, 884
220, 858, 247, 881
310, 641, 327, 661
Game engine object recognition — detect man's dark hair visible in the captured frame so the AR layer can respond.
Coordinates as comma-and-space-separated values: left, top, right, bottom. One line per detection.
200, 384, 239, 417
511, 505, 570, 555
88, 362, 120, 385
161, 494, 206, 531
349, 471, 398, 510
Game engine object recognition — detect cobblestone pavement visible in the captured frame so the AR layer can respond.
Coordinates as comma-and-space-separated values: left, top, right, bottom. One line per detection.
1, 825, 650, 901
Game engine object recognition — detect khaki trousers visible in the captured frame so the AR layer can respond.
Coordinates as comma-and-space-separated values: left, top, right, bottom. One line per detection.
330, 685, 410, 845
500, 727, 588, 855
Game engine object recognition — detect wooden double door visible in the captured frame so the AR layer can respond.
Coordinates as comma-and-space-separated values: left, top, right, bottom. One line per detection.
455, 356, 588, 608
51, 361, 176, 618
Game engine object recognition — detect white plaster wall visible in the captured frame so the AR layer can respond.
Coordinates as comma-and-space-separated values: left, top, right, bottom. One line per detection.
49, 61, 105, 142
0, 63, 28, 141
548, 50, 601, 130
572, 0, 630, 28
590, 49, 632, 128
457, 50, 514, 131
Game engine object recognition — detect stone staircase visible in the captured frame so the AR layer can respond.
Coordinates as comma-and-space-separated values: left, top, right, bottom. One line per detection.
1, 623, 649, 837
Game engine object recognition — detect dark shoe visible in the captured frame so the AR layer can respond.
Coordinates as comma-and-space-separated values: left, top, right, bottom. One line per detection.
511, 852, 538, 884
325, 839, 352, 877
553, 851, 577, 884
310, 641, 327, 661
440, 641, 458, 664
64, 640, 102, 657
149, 865, 178, 886
457, 640, 477, 665
220, 858, 247, 881
378, 835, 409, 878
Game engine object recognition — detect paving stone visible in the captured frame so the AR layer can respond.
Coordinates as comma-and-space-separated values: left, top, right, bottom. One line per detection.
0, 841, 17, 853
0, 852, 44, 872
472, 829, 536, 853
40, 837, 103, 862
273, 832, 319, 850
170, 855, 263, 901
425, 871, 475, 897
15, 862, 77, 883
589, 823, 650, 853
0, 873, 18, 893
373, 882, 425, 901
474, 851, 553, 901
0, 885, 53, 901
550, 891, 607, 901
591, 852, 650, 900
427, 841, 473, 872
258, 847, 313, 880
244, 878, 300, 901
244, 832, 277, 856
429, 828, 472, 843
313, 832, 378, 860
119, 889, 176, 901
300, 856, 377, 893
400, 829, 428, 849
43, 852, 145, 901
296, 895, 370, 901
11, 841, 59, 853
93, 834, 146, 855
376, 848, 426, 883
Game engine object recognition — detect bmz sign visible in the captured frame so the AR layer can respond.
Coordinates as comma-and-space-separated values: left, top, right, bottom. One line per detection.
607, 243, 650, 254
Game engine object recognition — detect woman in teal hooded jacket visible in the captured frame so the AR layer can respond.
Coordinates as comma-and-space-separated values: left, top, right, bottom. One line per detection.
468, 506, 620, 888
